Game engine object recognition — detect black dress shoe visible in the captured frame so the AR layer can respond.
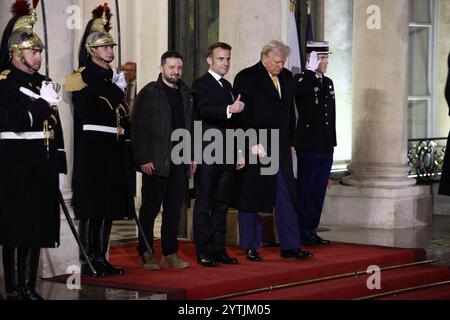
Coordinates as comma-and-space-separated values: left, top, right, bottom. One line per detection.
22, 288, 44, 301
313, 235, 332, 245
197, 254, 217, 267
246, 250, 262, 262
81, 261, 106, 277
97, 258, 125, 276
215, 252, 238, 265
281, 249, 313, 259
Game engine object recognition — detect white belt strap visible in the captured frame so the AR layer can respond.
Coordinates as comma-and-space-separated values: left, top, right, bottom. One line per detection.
83, 125, 124, 135
0, 131, 54, 140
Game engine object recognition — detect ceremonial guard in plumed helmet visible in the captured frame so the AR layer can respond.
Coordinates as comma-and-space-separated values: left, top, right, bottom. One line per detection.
0, 0, 67, 300
66, 4, 134, 277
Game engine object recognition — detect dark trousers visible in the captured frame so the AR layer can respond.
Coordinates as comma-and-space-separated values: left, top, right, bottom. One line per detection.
238, 212, 262, 251
138, 164, 186, 256
275, 171, 301, 250
297, 151, 333, 239
193, 164, 234, 256
240, 171, 301, 251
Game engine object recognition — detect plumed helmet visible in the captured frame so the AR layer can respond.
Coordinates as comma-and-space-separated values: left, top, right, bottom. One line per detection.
78, 3, 116, 67
0, 0, 44, 69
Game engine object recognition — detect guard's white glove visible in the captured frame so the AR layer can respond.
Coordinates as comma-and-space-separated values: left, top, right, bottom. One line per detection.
307, 51, 320, 72
59, 174, 66, 190
40, 81, 62, 106
113, 69, 127, 92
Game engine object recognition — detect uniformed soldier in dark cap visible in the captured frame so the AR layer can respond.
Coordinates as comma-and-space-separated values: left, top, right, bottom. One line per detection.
0, 0, 66, 300
294, 41, 335, 247
66, 4, 133, 277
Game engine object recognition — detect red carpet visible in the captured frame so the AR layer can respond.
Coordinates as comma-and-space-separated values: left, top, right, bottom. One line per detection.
45, 240, 450, 300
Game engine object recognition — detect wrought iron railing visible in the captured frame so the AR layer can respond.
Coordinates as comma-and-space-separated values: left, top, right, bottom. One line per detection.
408, 137, 447, 181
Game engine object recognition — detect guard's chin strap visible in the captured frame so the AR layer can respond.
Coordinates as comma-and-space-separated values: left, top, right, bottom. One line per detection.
16, 50, 39, 74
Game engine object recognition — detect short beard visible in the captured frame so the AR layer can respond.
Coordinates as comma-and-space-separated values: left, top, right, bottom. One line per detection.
165, 76, 180, 85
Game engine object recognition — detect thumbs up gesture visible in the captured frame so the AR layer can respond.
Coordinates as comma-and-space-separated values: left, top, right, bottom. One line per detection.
229, 94, 245, 114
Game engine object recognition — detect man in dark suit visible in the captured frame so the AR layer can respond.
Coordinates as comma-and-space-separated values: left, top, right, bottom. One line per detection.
232, 40, 313, 261
294, 41, 335, 246
133, 51, 195, 270
192, 42, 245, 267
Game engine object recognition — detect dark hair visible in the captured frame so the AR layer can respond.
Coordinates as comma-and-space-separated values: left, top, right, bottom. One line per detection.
207, 42, 232, 58
161, 51, 183, 65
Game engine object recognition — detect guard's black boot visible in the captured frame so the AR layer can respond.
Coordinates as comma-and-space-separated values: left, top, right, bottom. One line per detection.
21, 248, 44, 301
2, 246, 25, 300
95, 219, 124, 276
79, 219, 105, 277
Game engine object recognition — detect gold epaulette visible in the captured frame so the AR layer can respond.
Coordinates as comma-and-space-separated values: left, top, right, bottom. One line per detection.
0, 70, 11, 81
64, 67, 87, 92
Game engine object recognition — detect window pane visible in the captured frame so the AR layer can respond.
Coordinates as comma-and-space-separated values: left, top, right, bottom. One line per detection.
410, 0, 431, 23
409, 27, 429, 96
408, 101, 428, 139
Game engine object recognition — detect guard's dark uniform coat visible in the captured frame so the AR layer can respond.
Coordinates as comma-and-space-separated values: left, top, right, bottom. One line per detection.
294, 69, 337, 153
0, 65, 67, 248
72, 59, 134, 220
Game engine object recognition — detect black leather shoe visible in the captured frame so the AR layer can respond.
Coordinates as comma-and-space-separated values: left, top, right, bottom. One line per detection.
97, 258, 125, 276
215, 252, 238, 265
281, 249, 313, 259
313, 235, 332, 245
246, 250, 262, 262
197, 254, 217, 267
22, 287, 44, 301
81, 260, 106, 277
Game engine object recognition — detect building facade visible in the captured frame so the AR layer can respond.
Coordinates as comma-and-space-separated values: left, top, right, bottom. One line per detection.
0, 0, 449, 276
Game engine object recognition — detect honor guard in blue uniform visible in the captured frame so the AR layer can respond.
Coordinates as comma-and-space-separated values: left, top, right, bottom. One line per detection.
66, 4, 134, 277
294, 41, 335, 246
0, 0, 66, 300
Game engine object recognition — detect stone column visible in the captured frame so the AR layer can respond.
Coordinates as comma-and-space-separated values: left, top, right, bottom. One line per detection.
434, 0, 450, 216
38, 0, 78, 278
134, 0, 168, 208
436, 0, 450, 138
321, 0, 432, 229
219, 0, 285, 81
323, 0, 353, 164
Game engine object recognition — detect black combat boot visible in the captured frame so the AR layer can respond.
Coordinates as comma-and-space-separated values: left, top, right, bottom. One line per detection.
79, 219, 105, 277
2, 246, 24, 300
94, 219, 125, 276
21, 248, 44, 301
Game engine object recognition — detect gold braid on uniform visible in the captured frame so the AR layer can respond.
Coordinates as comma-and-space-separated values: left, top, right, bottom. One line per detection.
99, 96, 113, 110
117, 103, 129, 117
65, 67, 87, 92
0, 70, 11, 80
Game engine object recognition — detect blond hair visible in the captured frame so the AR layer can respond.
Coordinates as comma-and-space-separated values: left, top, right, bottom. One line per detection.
260, 40, 291, 59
